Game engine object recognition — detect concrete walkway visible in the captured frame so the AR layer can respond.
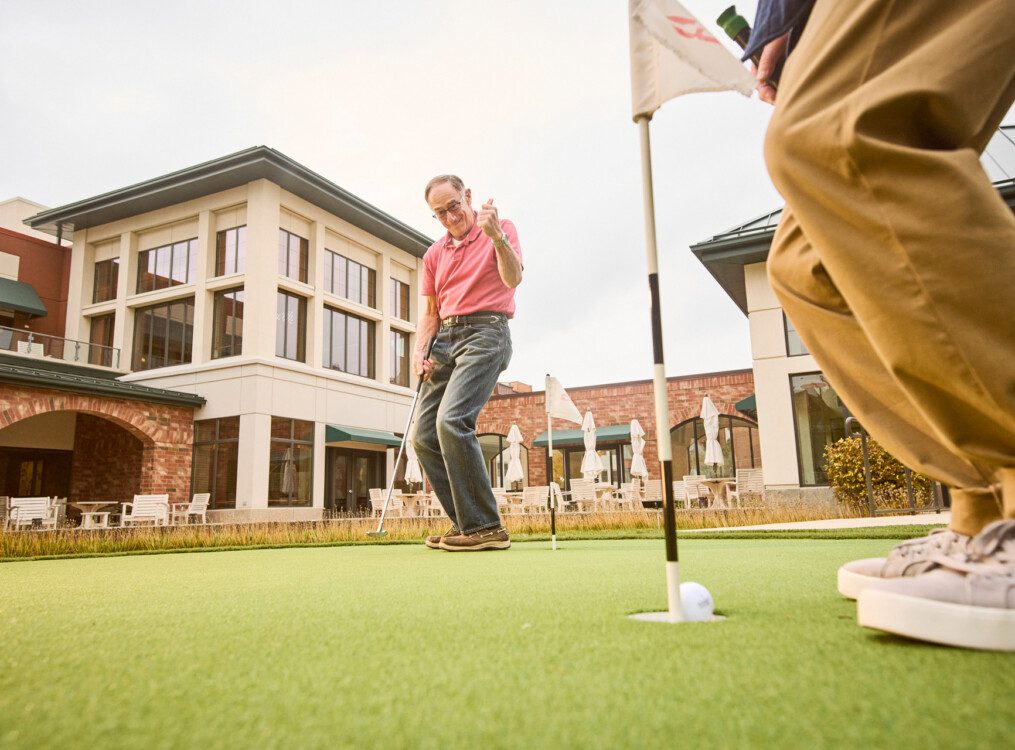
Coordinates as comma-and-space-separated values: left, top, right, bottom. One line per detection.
693, 511, 950, 532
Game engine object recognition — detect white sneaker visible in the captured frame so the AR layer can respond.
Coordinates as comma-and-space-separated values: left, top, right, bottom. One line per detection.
857, 520, 1015, 651
837, 528, 970, 600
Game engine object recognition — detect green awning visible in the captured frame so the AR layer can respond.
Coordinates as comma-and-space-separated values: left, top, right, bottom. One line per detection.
735, 394, 756, 413
533, 424, 631, 448
325, 424, 402, 447
0, 277, 47, 317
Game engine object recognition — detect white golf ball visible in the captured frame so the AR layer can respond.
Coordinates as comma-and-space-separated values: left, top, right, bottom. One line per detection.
679, 582, 714, 622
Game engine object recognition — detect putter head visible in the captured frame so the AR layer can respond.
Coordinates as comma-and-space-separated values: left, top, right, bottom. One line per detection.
366, 530, 388, 538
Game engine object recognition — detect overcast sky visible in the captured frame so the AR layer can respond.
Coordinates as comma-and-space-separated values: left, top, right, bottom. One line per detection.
2, 1, 1010, 390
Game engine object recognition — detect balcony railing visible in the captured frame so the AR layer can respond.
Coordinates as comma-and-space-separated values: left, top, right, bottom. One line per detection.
0, 325, 121, 369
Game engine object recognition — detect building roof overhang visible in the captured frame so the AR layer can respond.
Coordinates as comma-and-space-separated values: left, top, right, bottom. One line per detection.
24, 146, 434, 258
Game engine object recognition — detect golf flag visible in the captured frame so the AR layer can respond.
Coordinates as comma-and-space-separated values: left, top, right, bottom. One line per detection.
545, 376, 583, 425
629, 0, 755, 120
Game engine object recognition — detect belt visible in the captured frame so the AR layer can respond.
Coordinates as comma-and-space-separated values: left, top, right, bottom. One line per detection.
440, 311, 507, 328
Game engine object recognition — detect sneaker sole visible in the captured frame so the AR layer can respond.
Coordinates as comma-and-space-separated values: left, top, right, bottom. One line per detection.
858, 588, 1015, 651
438, 539, 511, 552
837, 566, 881, 600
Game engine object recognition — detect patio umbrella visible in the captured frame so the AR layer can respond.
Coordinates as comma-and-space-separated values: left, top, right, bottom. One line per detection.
629, 418, 649, 478
700, 395, 723, 472
504, 424, 525, 486
580, 410, 604, 480
281, 446, 298, 495
404, 439, 423, 487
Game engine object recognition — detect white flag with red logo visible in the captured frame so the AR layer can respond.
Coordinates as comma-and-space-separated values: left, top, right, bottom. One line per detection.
545, 375, 583, 425
629, 0, 755, 120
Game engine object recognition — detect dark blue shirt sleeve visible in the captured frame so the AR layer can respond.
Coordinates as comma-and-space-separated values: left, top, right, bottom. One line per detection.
742, 0, 818, 62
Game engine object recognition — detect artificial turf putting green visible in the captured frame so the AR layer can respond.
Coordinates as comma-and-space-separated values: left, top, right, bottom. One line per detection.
2, 539, 1012, 749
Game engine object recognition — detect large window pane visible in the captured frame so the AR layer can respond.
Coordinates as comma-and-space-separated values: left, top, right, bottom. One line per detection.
323, 308, 373, 378
212, 287, 244, 358
88, 314, 115, 366
268, 417, 314, 507
93, 259, 119, 303
192, 416, 239, 509
390, 329, 408, 387
785, 313, 808, 356
137, 240, 196, 292
276, 291, 306, 362
132, 298, 194, 372
216, 226, 245, 276
791, 373, 845, 486
390, 278, 410, 321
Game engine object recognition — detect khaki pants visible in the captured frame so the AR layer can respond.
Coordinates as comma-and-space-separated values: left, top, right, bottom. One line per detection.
764, 0, 1015, 535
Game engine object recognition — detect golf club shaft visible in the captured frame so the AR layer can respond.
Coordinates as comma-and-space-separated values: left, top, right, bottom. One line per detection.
372, 337, 436, 535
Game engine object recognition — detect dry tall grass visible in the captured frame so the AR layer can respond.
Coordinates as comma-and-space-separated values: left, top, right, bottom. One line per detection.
1, 504, 841, 561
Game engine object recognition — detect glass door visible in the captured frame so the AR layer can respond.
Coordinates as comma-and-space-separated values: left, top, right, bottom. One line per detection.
325, 448, 384, 514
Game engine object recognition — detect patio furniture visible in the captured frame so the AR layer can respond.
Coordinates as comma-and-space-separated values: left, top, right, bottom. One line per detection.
726, 468, 764, 507
368, 488, 404, 518
671, 480, 688, 509
521, 485, 549, 514
5, 496, 58, 530
643, 479, 662, 506
492, 487, 510, 515
569, 479, 598, 512
171, 493, 210, 525
69, 501, 118, 529
425, 492, 446, 517
614, 479, 641, 511
698, 477, 734, 507
120, 494, 170, 527
683, 475, 707, 507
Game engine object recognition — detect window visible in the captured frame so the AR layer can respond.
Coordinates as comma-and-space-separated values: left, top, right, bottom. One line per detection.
268, 417, 314, 506
275, 291, 307, 362
88, 313, 115, 366
137, 239, 197, 293
390, 329, 409, 386
790, 373, 845, 486
211, 287, 244, 359
323, 307, 375, 378
93, 259, 119, 303
191, 417, 239, 509
324, 249, 376, 307
390, 278, 410, 321
784, 313, 809, 356
669, 415, 761, 479
131, 298, 194, 371
215, 226, 246, 276
480, 433, 529, 490
278, 229, 308, 283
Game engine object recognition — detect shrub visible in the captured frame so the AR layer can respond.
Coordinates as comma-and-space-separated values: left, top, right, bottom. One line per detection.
823, 435, 934, 516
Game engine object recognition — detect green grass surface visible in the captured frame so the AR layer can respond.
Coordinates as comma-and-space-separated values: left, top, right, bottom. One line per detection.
2, 538, 1011, 749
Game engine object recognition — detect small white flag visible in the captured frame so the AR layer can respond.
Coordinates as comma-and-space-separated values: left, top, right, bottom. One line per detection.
545, 375, 583, 425
629, 0, 755, 120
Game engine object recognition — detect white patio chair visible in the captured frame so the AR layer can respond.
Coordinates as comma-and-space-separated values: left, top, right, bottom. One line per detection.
726, 468, 764, 507
569, 479, 598, 512
492, 487, 509, 515
120, 494, 170, 527
683, 475, 706, 507
425, 492, 446, 518
671, 480, 689, 509
368, 488, 404, 518
5, 496, 58, 530
643, 479, 662, 506
521, 485, 549, 514
171, 493, 210, 525
615, 479, 641, 511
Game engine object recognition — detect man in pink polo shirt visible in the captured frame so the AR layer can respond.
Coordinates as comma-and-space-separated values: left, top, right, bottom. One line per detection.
412, 174, 523, 551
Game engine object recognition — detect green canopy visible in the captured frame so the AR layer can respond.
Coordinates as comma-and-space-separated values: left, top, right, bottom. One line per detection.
0, 278, 47, 317
735, 394, 756, 413
532, 424, 631, 448
325, 424, 401, 447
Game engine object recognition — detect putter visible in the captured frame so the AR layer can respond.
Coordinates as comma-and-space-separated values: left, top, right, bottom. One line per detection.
367, 336, 437, 538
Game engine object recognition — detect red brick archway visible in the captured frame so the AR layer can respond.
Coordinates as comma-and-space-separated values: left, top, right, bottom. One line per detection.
0, 385, 196, 503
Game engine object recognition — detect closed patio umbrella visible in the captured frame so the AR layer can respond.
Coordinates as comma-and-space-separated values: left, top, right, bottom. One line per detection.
504, 424, 525, 486
700, 395, 723, 473
281, 446, 298, 496
580, 410, 604, 480
404, 439, 423, 487
629, 418, 648, 478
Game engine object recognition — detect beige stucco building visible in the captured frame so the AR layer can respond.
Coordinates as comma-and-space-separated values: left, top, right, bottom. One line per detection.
25, 147, 431, 520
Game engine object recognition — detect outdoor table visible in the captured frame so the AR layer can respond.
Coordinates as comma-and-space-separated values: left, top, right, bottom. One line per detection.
698, 478, 734, 507
399, 493, 430, 516
594, 483, 617, 506
69, 501, 117, 529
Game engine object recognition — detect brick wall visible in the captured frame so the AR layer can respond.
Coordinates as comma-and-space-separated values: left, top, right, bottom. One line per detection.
477, 370, 756, 485
0, 384, 196, 504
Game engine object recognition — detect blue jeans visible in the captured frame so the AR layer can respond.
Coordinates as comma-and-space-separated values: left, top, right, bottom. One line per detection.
412, 315, 512, 534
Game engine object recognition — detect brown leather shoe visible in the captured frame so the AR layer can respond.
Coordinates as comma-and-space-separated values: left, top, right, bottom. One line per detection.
425, 526, 459, 549
439, 526, 510, 551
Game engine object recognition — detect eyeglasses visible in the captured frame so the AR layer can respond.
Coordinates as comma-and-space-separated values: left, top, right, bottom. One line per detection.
431, 200, 464, 221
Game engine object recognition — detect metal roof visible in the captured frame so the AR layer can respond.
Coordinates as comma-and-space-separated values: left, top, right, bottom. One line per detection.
0, 359, 206, 407
24, 146, 434, 258
691, 125, 1015, 314
533, 424, 631, 448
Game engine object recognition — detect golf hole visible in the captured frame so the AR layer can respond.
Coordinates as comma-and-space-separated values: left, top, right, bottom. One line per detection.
628, 611, 727, 624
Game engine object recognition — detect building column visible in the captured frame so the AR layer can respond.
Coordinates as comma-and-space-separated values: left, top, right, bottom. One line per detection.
379, 254, 391, 386
313, 421, 325, 509
113, 231, 136, 370
190, 210, 212, 365
243, 179, 281, 359
237, 411, 271, 508
309, 221, 325, 369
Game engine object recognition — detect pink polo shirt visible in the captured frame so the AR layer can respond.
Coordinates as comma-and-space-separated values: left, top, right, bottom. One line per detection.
421, 218, 523, 318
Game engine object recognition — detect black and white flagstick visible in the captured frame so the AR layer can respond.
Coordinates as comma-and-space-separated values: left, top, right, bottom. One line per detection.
636, 113, 683, 622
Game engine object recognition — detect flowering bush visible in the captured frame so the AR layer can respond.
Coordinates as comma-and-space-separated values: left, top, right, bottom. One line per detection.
823, 436, 934, 515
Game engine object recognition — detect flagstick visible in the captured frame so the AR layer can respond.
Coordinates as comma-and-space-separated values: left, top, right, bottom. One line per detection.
547, 411, 557, 551
636, 114, 683, 622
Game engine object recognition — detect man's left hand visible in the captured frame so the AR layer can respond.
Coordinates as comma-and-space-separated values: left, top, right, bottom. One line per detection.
478, 199, 502, 240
